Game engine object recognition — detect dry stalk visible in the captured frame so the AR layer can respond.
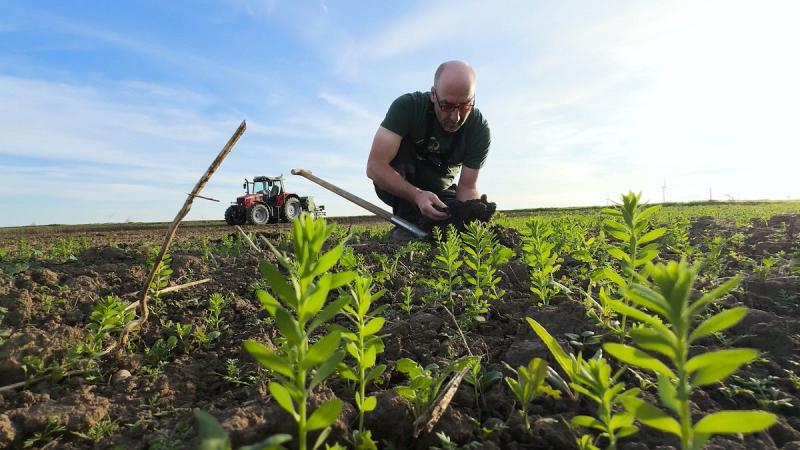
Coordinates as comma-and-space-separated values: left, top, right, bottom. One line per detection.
413, 364, 472, 437
119, 120, 247, 348
236, 225, 263, 253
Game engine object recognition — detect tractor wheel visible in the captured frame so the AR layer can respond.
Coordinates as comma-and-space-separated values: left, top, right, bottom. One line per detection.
282, 197, 302, 222
224, 205, 246, 226
248, 204, 270, 225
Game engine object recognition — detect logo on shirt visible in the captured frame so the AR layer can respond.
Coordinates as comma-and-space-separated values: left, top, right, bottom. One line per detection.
427, 137, 441, 154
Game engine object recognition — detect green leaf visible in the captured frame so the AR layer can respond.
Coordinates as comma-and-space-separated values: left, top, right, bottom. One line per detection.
527, 318, 574, 379
275, 307, 302, 345
630, 328, 677, 359
257, 290, 280, 316
303, 331, 341, 369
621, 397, 681, 436
685, 348, 758, 374
362, 395, 377, 412
395, 358, 422, 378
362, 317, 385, 337
689, 307, 748, 343
307, 399, 342, 431
604, 343, 675, 378
657, 374, 679, 413
329, 271, 356, 289
308, 297, 348, 334
606, 299, 674, 338
269, 383, 299, 420
571, 415, 605, 431
607, 247, 630, 262
624, 285, 671, 319
638, 228, 666, 245
194, 409, 231, 450
608, 413, 634, 431
694, 410, 776, 434
260, 261, 297, 309
310, 351, 344, 390
244, 340, 293, 378
365, 364, 386, 383
363, 343, 377, 367
313, 245, 344, 276
300, 275, 332, 323
688, 276, 741, 317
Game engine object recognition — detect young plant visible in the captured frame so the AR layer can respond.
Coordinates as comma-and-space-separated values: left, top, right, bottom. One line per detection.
208, 293, 228, 333
146, 248, 173, 301
521, 218, 561, 305
394, 356, 477, 418
569, 357, 639, 450
463, 361, 503, 419
244, 215, 355, 450
603, 260, 777, 449
23, 417, 65, 448
431, 225, 464, 307
504, 357, 560, 431
337, 275, 387, 444
594, 192, 665, 332
461, 221, 513, 321
398, 286, 414, 314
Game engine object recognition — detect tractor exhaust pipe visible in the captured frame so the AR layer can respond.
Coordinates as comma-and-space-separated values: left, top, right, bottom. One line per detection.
290, 168, 428, 239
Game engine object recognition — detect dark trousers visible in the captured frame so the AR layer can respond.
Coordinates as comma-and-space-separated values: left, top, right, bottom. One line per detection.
374, 140, 456, 223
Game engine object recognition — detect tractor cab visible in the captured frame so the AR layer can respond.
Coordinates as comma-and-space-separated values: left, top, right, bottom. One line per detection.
245, 176, 285, 199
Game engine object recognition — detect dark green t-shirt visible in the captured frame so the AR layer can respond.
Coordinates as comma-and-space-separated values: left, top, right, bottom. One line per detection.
380, 91, 490, 192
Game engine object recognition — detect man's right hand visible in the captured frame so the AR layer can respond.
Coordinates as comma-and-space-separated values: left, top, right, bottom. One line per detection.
414, 190, 450, 220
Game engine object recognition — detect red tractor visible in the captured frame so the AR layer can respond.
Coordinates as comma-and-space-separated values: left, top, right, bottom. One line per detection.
224, 175, 324, 226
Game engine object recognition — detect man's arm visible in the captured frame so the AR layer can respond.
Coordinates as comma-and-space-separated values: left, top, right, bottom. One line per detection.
456, 166, 481, 201
366, 126, 449, 220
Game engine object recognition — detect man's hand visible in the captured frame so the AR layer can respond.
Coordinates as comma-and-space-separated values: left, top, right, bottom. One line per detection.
414, 190, 450, 220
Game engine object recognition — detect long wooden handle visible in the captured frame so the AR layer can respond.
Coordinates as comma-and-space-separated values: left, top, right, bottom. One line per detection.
291, 168, 393, 221
291, 168, 428, 238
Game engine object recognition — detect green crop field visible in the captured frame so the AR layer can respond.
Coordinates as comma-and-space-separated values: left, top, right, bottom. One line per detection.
0, 197, 798, 449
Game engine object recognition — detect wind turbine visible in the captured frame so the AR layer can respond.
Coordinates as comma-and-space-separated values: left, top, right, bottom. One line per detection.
661, 178, 667, 203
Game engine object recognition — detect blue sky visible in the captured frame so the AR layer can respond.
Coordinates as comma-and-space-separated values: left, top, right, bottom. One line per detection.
1, 0, 798, 227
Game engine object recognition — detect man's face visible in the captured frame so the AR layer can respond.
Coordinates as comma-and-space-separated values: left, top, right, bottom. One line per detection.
430, 87, 475, 133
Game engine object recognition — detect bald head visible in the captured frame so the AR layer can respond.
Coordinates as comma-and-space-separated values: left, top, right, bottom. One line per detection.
433, 60, 476, 97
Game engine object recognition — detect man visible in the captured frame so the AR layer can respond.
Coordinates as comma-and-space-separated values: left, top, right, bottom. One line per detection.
366, 60, 491, 237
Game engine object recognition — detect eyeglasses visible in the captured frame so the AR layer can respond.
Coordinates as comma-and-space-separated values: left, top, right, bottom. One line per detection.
433, 89, 475, 113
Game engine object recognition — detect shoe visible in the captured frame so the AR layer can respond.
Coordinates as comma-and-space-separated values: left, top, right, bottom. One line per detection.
389, 226, 415, 243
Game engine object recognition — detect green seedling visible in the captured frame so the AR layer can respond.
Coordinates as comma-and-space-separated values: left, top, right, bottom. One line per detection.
522, 218, 561, 305
208, 293, 228, 333
21, 354, 47, 380
504, 357, 560, 431
463, 361, 503, 418
72, 417, 119, 442
461, 221, 513, 322
146, 248, 173, 301
593, 191, 665, 333
244, 215, 355, 450
174, 322, 193, 348
398, 286, 414, 314
725, 375, 794, 412
603, 260, 777, 449
23, 417, 65, 448
431, 225, 464, 307
144, 336, 178, 370
337, 275, 387, 435
699, 236, 726, 279
564, 330, 602, 352
394, 356, 477, 418
194, 409, 291, 450
570, 357, 639, 450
